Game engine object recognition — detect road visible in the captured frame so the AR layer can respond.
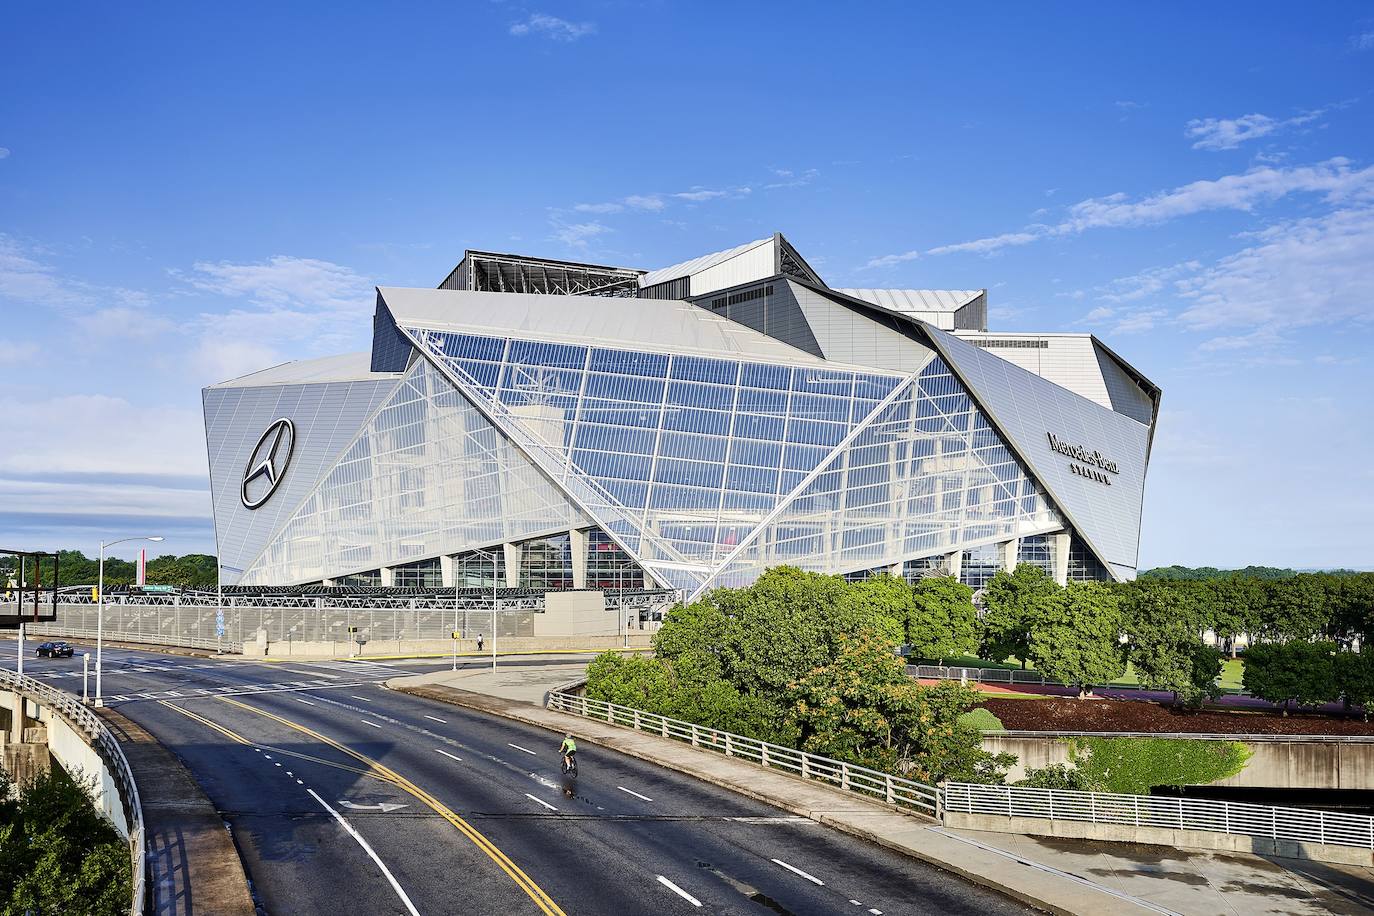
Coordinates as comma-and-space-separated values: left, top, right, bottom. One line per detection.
2, 639, 1029, 915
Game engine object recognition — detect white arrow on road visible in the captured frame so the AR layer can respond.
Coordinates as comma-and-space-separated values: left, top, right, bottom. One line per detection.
338, 801, 408, 813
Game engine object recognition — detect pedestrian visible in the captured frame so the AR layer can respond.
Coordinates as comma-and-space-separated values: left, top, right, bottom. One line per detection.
477, 632, 484, 652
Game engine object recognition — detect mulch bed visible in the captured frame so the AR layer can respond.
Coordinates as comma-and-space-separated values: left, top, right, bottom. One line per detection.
982, 697, 1374, 736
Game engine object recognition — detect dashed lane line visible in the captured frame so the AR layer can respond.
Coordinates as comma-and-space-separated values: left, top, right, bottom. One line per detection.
307, 789, 420, 916
524, 793, 558, 812
507, 743, 537, 756
617, 786, 653, 802
656, 876, 702, 908
771, 858, 824, 886
434, 748, 463, 762
360, 719, 383, 729
423, 715, 447, 724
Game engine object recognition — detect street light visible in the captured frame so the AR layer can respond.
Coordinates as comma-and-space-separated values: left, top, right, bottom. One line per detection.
95, 535, 163, 706
469, 547, 500, 674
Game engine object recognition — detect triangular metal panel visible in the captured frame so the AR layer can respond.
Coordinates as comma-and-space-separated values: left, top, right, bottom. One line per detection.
923, 326, 1150, 578
204, 375, 402, 584
237, 356, 593, 585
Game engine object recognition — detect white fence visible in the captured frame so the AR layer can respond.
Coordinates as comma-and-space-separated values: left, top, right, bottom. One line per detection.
989, 730, 1374, 743
548, 689, 1374, 855
0, 669, 145, 914
545, 691, 941, 817
909, 663, 1129, 689
944, 782, 1374, 851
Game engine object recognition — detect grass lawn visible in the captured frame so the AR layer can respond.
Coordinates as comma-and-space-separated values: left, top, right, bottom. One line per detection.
924, 655, 1248, 691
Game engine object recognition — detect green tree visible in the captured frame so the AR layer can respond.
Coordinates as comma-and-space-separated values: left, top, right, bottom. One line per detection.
1123, 581, 1220, 707
979, 563, 1058, 666
1242, 641, 1340, 714
1334, 647, 1374, 720
907, 576, 977, 663
849, 574, 916, 646
1028, 582, 1127, 698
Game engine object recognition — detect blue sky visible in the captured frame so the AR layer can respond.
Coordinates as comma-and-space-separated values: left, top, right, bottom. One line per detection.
2, 2, 1372, 567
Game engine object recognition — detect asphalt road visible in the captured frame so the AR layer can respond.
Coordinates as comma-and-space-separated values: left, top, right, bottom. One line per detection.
2, 640, 1030, 916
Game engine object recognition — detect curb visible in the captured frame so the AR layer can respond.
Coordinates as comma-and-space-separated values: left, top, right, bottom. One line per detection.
388, 681, 1138, 916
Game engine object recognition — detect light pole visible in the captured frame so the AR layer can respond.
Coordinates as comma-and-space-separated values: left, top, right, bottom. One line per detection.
470, 547, 500, 674
95, 535, 163, 706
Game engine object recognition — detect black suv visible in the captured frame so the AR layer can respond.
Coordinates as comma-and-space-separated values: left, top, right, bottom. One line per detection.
35, 641, 75, 658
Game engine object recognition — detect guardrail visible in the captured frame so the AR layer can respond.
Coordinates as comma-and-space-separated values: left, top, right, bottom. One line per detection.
944, 782, 1374, 851
986, 730, 1374, 743
0, 669, 145, 914
909, 663, 1138, 689
545, 690, 940, 817
24, 624, 231, 653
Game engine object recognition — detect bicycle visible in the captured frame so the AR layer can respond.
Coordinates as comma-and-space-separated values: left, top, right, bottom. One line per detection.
561, 751, 577, 777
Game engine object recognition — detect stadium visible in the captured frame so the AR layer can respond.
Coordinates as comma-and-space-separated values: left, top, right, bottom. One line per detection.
201, 233, 1160, 626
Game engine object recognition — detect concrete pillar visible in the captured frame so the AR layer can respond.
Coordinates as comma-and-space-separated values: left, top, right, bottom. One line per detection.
502, 543, 521, 589
8, 691, 25, 744
946, 550, 963, 582
999, 538, 1019, 573
439, 555, 454, 588
569, 529, 588, 590
379, 566, 395, 587
888, 561, 903, 578
1051, 532, 1071, 586
322, 578, 338, 587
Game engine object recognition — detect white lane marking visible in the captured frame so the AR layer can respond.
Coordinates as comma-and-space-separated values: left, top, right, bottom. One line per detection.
771, 858, 824, 886
295, 698, 317, 706
507, 742, 537, 756
925, 828, 1183, 916
869, 910, 883, 915
849, 902, 862, 907
656, 876, 702, 907
434, 748, 463, 762
281, 667, 340, 679
524, 793, 557, 812
350, 694, 372, 702
306, 789, 420, 916
423, 715, 447, 723
617, 786, 653, 802
360, 719, 383, 729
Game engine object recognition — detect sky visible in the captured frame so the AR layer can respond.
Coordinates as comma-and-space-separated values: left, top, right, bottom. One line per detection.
1, 2, 1372, 568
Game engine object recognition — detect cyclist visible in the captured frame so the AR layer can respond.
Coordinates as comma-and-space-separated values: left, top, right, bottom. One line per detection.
559, 734, 577, 773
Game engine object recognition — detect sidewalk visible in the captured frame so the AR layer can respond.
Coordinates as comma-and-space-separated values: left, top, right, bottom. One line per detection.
98, 709, 256, 916
391, 666, 1374, 916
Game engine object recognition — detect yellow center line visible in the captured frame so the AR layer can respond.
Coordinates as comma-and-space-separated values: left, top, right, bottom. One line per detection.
215, 696, 566, 916
158, 700, 389, 782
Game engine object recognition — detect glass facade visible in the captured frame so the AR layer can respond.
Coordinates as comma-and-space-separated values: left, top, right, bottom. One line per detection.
1016, 533, 1056, 576
392, 557, 443, 587
453, 549, 504, 589
518, 534, 573, 589
1067, 534, 1110, 582
586, 530, 643, 590
958, 542, 1001, 590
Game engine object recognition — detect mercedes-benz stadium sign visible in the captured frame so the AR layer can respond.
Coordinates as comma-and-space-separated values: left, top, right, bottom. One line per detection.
1046, 432, 1118, 486
241, 418, 296, 509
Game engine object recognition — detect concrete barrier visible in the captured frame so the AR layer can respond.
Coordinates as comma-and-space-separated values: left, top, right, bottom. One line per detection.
984, 733, 1374, 790
942, 811, 1374, 868
251, 632, 654, 658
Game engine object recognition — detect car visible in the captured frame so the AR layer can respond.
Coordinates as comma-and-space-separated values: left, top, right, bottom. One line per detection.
35, 641, 74, 659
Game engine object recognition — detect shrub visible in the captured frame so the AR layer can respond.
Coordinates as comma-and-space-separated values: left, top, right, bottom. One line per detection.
1068, 737, 1251, 795
1016, 763, 1089, 790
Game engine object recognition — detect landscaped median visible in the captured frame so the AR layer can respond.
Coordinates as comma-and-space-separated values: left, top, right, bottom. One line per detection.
386, 675, 1171, 916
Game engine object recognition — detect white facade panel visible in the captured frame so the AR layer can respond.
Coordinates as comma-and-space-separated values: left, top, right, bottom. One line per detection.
688, 239, 777, 297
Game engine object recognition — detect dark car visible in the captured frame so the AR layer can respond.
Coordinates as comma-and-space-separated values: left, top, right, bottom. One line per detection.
35, 641, 75, 658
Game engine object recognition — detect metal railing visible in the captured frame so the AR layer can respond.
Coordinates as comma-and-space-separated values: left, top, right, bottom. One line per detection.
0, 669, 145, 914
909, 663, 1136, 689
545, 690, 940, 817
986, 730, 1374, 743
23, 624, 230, 653
944, 782, 1374, 851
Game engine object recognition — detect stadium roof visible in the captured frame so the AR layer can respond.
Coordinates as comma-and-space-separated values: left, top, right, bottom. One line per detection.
378, 286, 868, 369
638, 237, 772, 288
209, 352, 396, 389
835, 288, 983, 313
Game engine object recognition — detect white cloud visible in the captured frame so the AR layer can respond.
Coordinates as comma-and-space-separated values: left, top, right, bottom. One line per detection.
550, 220, 611, 248
0, 394, 205, 477
673, 186, 751, 202
572, 194, 665, 215
1353, 31, 1374, 51
862, 250, 921, 269
1111, 308, 1168, 335
0, 235, 89, 307
1082, 306, 1114, 322
1096, 260, 1201, 303
905, 158, 1374, 259
509, 13, 596, 41
763, 168, 819, 190
1184, 109, 1326, 151
0, 148, 9, 159
1177, 205, 1374, 333
182, 255, 374, 384
76, 305, 174, 339
0, 340, 39, 366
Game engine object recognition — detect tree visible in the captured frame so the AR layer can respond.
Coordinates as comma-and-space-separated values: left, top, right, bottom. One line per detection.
786, 634, 1012, 783
979, 564, 1058, 666
1334, 647, 1374, 720
1123, 581, 1219, 707
907, 576, 977, 663
1259, 575, 1329, 641
1242, 641, 1339, 714
849, 574, 916, 646
1027, 582, 1127, 698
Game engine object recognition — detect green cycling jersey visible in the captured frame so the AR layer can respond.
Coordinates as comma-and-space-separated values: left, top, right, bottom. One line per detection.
560, 737, 577, 754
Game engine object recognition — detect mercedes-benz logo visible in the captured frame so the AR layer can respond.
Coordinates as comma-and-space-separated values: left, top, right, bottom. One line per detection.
241, 418, 296, 509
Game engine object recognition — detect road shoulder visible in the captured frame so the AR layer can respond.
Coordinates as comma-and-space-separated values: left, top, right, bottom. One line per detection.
98, 707, 258, 916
